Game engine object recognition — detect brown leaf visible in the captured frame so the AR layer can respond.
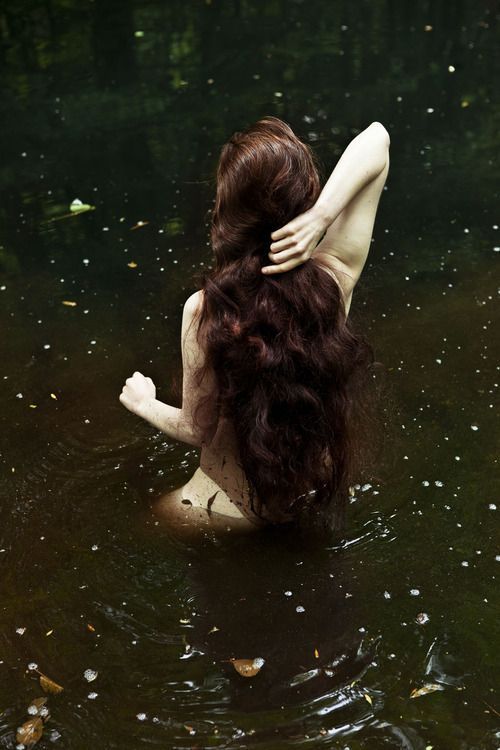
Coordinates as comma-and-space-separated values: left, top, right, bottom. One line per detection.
39, 672, 64, 695
410, 683, 444, 699
130, 221, 149, 230
16, 717, 43, 746
230, 657, 265, 678
87, 623, 96, 633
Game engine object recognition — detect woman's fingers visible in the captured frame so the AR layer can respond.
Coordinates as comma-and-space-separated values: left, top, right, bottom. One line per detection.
262, 258, 300, 275
270, 237, 296, 253
268, 247, 300, 264
270, 224, 294, 241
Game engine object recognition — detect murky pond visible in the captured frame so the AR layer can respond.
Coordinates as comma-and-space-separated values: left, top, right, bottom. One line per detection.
1, 1, 499, 748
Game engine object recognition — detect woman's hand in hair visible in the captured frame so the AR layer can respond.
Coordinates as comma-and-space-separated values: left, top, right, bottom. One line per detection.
262, 206, 329, 275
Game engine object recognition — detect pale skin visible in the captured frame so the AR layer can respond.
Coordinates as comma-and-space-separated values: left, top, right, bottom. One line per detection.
120, 121, 390, 535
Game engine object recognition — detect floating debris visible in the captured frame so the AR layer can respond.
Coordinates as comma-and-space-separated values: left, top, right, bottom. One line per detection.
416, 612, 430, 625
83, 669, 98, 683
410, 683, 444, 699
230, 657, 265, 677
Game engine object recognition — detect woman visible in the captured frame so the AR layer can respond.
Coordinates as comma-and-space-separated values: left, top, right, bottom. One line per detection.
120, 117, 390, 534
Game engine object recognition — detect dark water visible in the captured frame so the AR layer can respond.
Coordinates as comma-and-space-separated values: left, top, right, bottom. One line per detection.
1, 1, 499, 748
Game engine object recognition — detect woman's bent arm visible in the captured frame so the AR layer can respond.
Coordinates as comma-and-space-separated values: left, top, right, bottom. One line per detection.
262, 122, 390, 277
119, 292, 217, 448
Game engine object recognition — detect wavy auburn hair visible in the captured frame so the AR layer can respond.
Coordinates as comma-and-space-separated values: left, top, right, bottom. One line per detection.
196, 117, 376, 528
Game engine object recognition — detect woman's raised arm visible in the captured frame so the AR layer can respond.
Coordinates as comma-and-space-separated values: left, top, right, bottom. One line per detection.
262, 122, 390, 279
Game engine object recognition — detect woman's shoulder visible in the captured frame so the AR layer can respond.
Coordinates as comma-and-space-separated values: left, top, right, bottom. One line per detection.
183, 289, 204, 318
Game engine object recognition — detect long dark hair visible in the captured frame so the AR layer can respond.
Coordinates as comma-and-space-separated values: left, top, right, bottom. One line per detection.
195, 117, 376, 527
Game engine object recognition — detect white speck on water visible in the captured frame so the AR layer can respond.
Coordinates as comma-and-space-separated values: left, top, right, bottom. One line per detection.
83, 669, 98, 682
136, 713, 147, 721
435, 481, 443, 487
16, 393, 23, 399
422, 481, 430, 487
295, 605, 305, 613
416, 612, 430, 624
448, 64, 456, 72
102, 227, 109, 232
461, 561, 469, 567
489, 503, 497, 510
493, 246, 500, 253
426, 107, 434, 113
27, 704, 38, 716
464, 228, 470, 233
410, 589, 420, 597
16, 627, 26, 635
27, 662, 38, 671
274, 91, 283, 98
495, 555, 500, 562
361, 483, 372, 491
88, 692, 98, 700
455, 456, 461, 461
284, 590, 292, 597
43, 344, 50, 350
1, 286, 6, 291
471, 424, 479, 431
383, 590, 391, 599
436, 358, 442, 364
91, 544, 99, 551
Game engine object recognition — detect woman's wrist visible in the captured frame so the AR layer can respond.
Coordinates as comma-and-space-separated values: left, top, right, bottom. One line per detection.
312, 199, 336, 230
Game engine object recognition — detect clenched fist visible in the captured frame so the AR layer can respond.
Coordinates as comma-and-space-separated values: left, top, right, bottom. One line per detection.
119, 371, 156, 416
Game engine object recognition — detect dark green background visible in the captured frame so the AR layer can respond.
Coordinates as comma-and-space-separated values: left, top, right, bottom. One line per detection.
0, 1, 499, 748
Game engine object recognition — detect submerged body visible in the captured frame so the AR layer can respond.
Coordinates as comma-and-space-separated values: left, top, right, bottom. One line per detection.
120, 119, 390, 536
154, 258, 350, 533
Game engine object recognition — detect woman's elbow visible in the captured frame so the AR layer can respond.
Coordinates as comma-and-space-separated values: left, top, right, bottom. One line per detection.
370, 121, 390, 148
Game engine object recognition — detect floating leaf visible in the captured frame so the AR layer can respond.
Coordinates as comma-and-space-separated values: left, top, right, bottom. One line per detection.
410, 683, 444, 699
130, 221, 149, 230
127, 261, 138, 268
230, 657, 265, 678
314, 648, 319, 659
45, 629, 53, 636
70, 199, 94, 214
87, 623, 96, 633
62, 300, 77, 307
16, 717, 43, 746
364, 693, 373, 706
39, 672, 64, 695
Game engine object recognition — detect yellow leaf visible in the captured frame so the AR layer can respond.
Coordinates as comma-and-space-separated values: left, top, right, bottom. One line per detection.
461, 100, 470, 108
45, 629, 53, 636
127, 261, 138, 268
364, 693, 373, 706
230, 657, 265, 678
50, 393, 57, 400
62, 300, 77, 307
410, 683, 444, 699
16, 717, 43, 747
29, 404, 37, 409
39, 672, 64, 695
314, 648, 319, 659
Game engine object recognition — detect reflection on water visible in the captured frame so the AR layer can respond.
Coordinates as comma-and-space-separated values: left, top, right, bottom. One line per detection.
1, 0, 499, 748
